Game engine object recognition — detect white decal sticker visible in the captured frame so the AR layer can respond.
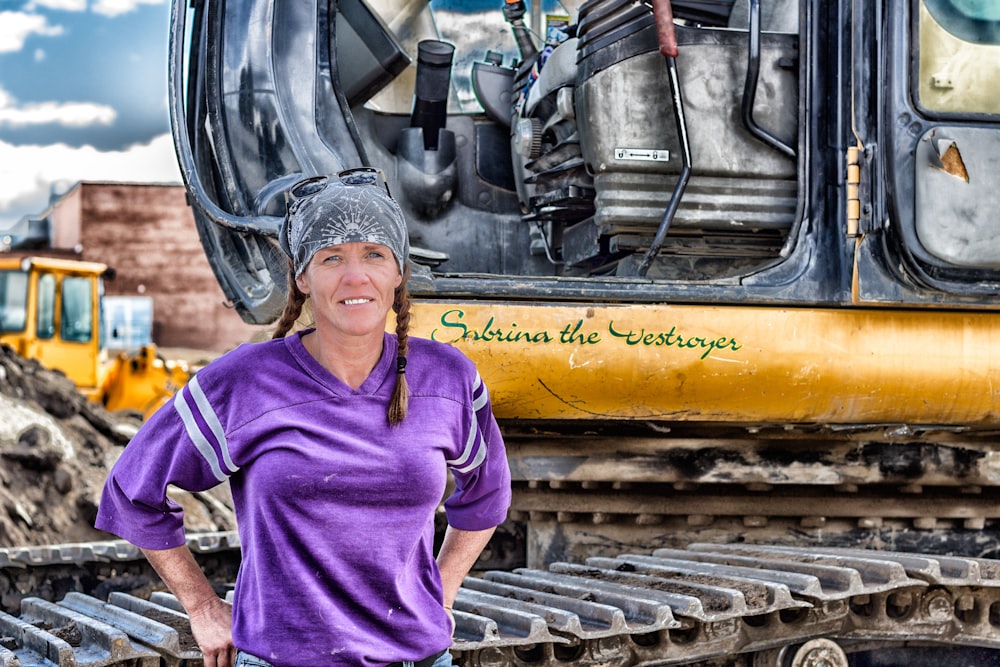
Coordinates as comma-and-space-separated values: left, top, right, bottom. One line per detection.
614, 148, 670, 162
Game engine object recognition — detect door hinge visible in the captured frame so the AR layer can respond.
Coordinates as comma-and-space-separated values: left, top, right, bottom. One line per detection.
846, 145, 861, 237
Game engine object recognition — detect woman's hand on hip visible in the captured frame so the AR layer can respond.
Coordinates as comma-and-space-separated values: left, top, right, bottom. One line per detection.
189, 596, 236, 667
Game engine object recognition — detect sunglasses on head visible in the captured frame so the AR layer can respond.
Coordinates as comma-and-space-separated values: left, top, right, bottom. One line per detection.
287, 168, 393, 205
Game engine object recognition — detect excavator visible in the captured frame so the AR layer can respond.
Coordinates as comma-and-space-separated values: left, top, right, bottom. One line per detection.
3, 0, 1000, 665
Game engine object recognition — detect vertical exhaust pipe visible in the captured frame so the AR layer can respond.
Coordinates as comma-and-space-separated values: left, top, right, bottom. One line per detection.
410, 40, 455, 151
398, 40, 459, 216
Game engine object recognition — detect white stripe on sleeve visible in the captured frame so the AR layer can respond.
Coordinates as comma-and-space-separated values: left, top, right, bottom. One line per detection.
187, 375, 239, 474
173, 375, 238, 483
472, 373, 488, 412
447, 372, 490, 474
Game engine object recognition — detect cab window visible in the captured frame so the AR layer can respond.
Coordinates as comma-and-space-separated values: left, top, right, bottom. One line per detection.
924, 0, 1000, 41
36, 273, 56, 340
61, 276, 93, 343
0, 270, 28, 333
918, 0, 1000, 114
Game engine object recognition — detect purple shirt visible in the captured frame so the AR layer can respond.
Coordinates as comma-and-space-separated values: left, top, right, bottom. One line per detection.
96, 331, 511, 666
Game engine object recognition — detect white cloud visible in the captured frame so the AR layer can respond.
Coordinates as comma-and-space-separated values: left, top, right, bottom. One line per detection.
0, 86, 117, 128
91, 0, 165, 18
33, 48, 46, 61
27, 0, 88, 11
0, 133, 183, 227
0, 11, 64, 53
0, 101, 117, 128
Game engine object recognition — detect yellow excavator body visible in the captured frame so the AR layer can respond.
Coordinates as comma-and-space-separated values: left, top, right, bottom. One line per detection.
408, 301, 1000, 426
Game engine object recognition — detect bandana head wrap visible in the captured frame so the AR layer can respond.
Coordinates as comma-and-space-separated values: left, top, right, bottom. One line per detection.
281, 169, 409, 277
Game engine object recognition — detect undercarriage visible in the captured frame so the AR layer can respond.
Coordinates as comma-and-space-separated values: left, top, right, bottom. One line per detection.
3, 534, 1000, 666
7, 422, 1000, 665
500, 422, 1000, 567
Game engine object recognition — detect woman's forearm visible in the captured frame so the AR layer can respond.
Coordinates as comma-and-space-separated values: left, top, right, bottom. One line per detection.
142, 546, 220, 612
141, 546, 235, 667
435, 525, 496, 607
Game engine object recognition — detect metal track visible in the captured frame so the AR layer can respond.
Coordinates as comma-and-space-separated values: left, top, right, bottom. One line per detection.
3, 533, 1000, 666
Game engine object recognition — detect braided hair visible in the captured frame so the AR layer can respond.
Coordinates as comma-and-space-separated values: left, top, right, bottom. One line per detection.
387, 263, 412, 425
271, 265, 309, 339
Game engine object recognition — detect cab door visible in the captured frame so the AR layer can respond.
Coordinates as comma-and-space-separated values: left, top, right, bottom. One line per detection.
853, 0, 1000, 305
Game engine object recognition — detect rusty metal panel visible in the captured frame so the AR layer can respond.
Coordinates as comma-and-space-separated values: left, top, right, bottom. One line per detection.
914, 128, 1000, 269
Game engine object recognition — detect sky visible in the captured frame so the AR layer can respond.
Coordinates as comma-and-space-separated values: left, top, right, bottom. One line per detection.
0, 0, 181, 230
0, 0, 573, 232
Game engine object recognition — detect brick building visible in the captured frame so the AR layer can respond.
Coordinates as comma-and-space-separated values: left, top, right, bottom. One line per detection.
12, 181, 267, 353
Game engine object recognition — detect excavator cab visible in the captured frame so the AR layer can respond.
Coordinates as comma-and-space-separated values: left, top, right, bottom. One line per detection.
170, 0, 1000, 323
168, 0, 810, 324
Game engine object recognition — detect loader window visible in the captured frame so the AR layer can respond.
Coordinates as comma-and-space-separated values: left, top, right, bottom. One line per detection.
924, 0, 1000, 41
0, 270, 28, 333
36, 273, 56, 340
60, 276, 93, 343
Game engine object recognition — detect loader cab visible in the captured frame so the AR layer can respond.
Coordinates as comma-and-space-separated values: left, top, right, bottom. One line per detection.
0, 257, 107, 398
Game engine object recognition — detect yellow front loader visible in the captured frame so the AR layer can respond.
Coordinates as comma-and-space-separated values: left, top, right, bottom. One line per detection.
0, 256, 189, 419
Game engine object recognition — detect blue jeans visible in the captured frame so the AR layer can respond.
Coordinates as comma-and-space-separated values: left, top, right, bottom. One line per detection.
420, 652, 454, 667
234, 650, 454, 667
234, 653, 272, 667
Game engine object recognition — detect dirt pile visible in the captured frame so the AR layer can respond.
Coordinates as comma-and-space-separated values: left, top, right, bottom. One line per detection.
0, 345, 236, 548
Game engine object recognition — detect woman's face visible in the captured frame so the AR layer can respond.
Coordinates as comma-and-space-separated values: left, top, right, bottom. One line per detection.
295, 242, 402, 340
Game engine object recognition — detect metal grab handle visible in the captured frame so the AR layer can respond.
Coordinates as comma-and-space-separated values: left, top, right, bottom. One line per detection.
636, 55, 692, 277
650, 0, 678, 57
741, 0, 796, 158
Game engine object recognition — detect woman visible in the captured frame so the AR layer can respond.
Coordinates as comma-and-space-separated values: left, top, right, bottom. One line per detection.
96, 168, 512, 667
